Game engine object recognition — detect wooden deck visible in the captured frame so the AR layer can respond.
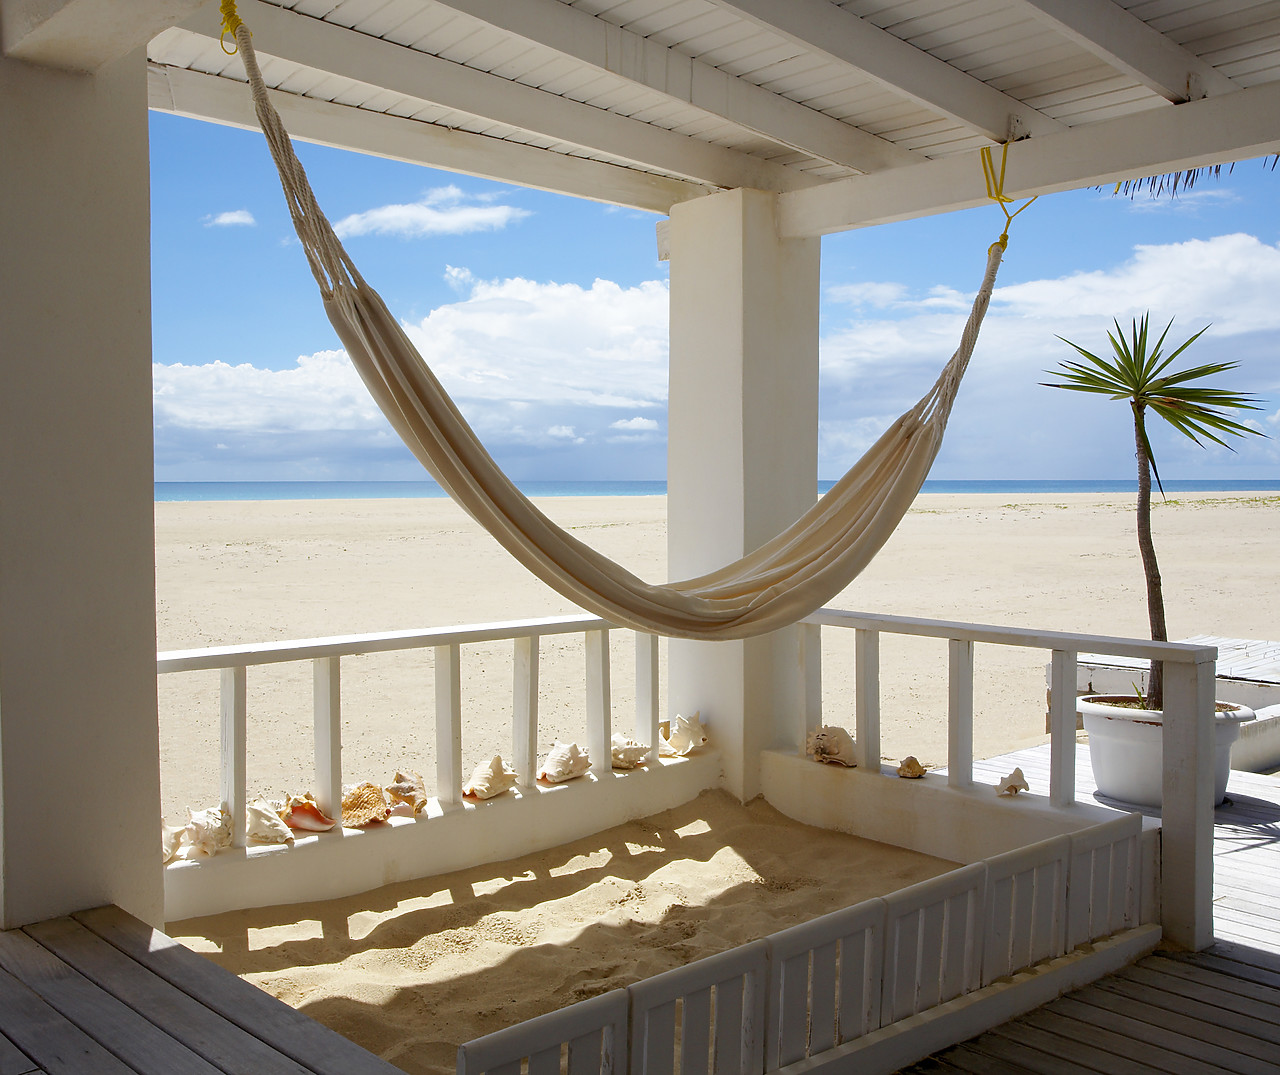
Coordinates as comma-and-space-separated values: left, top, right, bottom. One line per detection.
0, 905, 402, 1075
905, 744, 1280, 1074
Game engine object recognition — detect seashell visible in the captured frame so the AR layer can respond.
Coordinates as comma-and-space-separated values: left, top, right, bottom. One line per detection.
385, 769, 429, 815
246, 798, 294, 844
184, 804, 232, 857
464, 755, 518, 799
805, 726, 857, 767
897, 756, 927, 779
610, 733, 650, 770
162, 824, 185, 865
659, 711, 708, 757
277, 792, 338, 832
997, 767, 1030, 796
341, 782, 392, 827
538, 742, 591, 783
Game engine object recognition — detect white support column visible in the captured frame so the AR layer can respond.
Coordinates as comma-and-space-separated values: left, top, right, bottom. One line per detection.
666, 188, 820, 801
0, 46, 161, 928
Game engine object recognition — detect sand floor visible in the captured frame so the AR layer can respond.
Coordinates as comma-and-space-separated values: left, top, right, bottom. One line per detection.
169, 790, 958, 1075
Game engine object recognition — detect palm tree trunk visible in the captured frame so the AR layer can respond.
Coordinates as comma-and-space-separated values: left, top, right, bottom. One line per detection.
1133, 403, 1167, 709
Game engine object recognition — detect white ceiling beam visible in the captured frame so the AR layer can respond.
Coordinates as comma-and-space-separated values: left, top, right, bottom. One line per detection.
778, 78, 1280, 237
149, 62, 708, 213
2, 0, 203, 71
706, 0, 1064, 141
427, 0, 918, 173
179, 0, 820, 193
1009, 0, 1239, 102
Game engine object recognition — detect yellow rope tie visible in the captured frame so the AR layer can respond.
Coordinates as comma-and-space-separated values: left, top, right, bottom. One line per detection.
981, 142, 1037, 252
220, 0, 247, 55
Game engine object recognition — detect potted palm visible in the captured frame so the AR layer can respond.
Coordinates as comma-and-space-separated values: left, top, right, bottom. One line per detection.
1044, 313, 1265, 806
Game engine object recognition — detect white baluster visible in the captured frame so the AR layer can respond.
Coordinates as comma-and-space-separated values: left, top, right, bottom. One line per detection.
313, 656, 342, 820
586, 629, 611, 777
635, 633, 660, 762
855, 629, 880, 771
948, 638, 974, 788
220, 665, 247, 847
798, 622, 822, 753
1048, 649, 1077, 806
514, 635, 539, 787
435, 644, 463, 804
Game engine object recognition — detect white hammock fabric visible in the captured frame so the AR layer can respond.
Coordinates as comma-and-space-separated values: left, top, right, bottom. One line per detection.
231, 23, 1004, 641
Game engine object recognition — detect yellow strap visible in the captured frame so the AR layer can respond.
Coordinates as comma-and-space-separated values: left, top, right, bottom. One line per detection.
220, 0, 246, 55
980, 142, 1037, 252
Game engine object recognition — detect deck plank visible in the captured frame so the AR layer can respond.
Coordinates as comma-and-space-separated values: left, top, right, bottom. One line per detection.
0, 963, 134, 1075
0, 1030, 40, 1075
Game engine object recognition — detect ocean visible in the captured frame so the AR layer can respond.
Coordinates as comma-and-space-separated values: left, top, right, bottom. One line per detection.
154, 479, 1280, 502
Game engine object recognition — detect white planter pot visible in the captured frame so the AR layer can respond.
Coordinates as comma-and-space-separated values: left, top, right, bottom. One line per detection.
1078, 695, 1255, 807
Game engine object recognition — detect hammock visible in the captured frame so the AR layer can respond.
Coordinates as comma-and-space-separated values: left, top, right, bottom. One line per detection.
223, 11, 1018, 641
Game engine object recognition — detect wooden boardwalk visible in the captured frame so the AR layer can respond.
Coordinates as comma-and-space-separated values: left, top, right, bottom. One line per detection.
0, 905, 401, 1075
906, 745, 1280, 1074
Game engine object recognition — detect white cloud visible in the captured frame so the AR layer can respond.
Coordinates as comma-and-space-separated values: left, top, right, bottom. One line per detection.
204, 209, 256, 227
611, 417, 660, 431
1122, 186, 1240, 214
333, 186, 530, 239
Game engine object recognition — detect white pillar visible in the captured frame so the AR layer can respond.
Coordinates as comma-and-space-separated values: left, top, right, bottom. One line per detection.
0, 47, 162, 927
666, 188, 820, 801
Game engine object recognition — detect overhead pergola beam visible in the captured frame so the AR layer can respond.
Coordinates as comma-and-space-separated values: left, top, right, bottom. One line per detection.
149, 63, 707, 214
2, 0, 202, 71
778, 78, 1280, 237
178, 0, 818, 194
1009, 0, 1239, 102
706, 0, 1064, 142
428, 0, 918, 173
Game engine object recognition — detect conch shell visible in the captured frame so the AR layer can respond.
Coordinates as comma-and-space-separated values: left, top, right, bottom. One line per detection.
806, 726, 856, 767
246, 798, 293, 844
183, 804, 232, 857
897, 756, 927, 779
277, 792, 337, 832
386, 769, 429, 815
659, 711, 708, 757
538, 742, 591, 783
341, 782, 392, 827
464, 755, 518, 799
162, 824, 185, 865
610, 733, 650, 770
997, 767, 1030, 796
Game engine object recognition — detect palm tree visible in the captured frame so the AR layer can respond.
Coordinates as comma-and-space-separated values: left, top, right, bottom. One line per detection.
1044, 313, 1265, 709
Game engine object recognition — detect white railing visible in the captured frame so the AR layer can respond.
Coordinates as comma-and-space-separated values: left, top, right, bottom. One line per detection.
457, 812, 1144, 1075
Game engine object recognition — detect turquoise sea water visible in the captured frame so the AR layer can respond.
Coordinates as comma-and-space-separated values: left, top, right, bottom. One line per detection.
154, 479, 1280, 502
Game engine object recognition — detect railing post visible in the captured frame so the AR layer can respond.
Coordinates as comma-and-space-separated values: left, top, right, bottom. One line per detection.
435, 644, 463, 805
1161, 652, 1217, 950
1048, 649, 1077, 806
220, 665, 247, 848
636, 633, 660, 762
855, 629, 880, 771
586, 629, 612, 777
948, 638, 974, 788
313, 656, 343, 821
513, 635, 539, 787
797, 622, 822, 753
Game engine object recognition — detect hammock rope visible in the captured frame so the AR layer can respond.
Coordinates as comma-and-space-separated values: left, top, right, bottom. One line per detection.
222, 8, 1028, 640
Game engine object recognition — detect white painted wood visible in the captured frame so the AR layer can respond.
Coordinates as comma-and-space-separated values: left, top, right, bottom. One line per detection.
981, 836, 1070, 987
312, 656, 343, 820
1066, 814, 1142, 950
1160, 655, 1217, 951
681, 987, 712, 1075
586, 630, 612, 778
948, 639, 974, 789
1048, 649, 1077, 806
435, 644, 463, 805
712, 969, 746, 1075
635, 633, 660, 762
1008, 0, 1239, 102
1, 0, 204, 71
427, 0, 917, 172
854, 629, 880, 771
458, 988, 628, 1075
706, 0, 1062, 140
513, 636, 540, 787
178, 1, 817, 193
797, 622, 823, 752
220, 666, 248, 849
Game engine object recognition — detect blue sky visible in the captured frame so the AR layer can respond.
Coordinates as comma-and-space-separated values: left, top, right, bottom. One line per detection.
150, 111, 1280, 482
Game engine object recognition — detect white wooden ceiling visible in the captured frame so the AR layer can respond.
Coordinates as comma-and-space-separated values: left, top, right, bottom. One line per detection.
145, 0, 1280, 234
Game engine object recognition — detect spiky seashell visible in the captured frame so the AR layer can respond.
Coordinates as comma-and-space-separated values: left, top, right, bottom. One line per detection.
341, 782, 392, 827
659, 711, 708, 757
162, 824, 185, 865
386, 769, 429, 815
997, 767, 1030, 796
277, 792, 337, 832
538, 742, 591, 783
897, 756, 927, 779
806, 726, 856, 767
464, 755, 518, 799
184, 804, 232, 857
611, 733, 650, 770
246, 798, 294, 844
